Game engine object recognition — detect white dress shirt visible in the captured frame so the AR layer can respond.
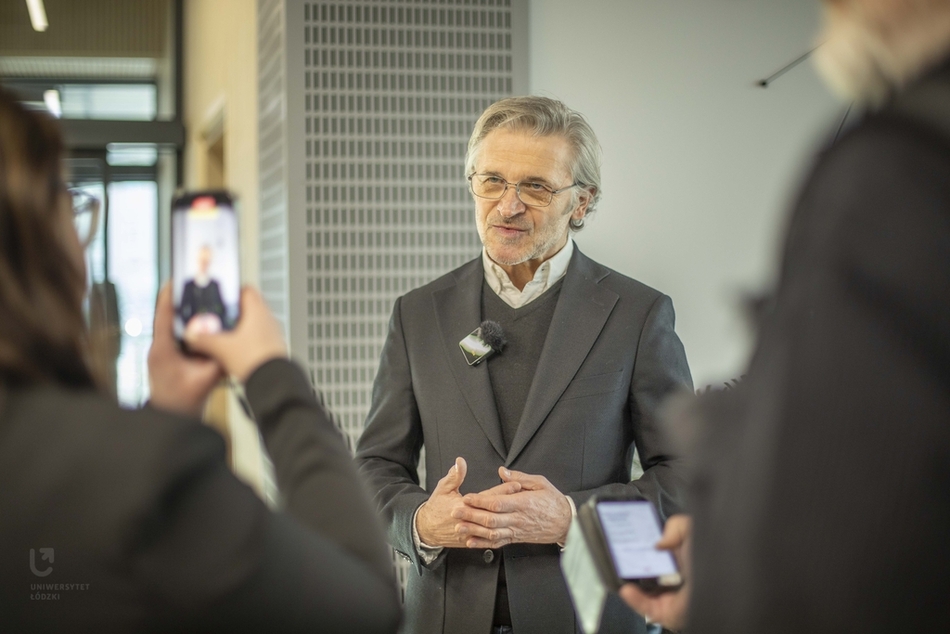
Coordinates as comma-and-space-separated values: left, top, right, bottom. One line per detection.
482, 236, 574, 308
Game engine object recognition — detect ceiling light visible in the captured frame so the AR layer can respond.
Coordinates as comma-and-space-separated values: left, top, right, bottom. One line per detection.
43, 89, 61, 118
26, 0, 48, 32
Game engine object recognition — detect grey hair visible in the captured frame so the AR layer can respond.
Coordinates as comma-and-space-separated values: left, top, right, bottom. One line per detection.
465, 96, 603, 231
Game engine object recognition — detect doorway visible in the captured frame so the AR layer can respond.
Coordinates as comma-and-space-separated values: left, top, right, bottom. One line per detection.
66, 151, 159, 406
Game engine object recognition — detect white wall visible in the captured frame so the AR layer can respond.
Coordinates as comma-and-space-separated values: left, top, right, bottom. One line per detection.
530, 0, 842, 386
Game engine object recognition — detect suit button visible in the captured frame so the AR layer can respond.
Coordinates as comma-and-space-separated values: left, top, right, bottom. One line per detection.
483, 549, 494, 563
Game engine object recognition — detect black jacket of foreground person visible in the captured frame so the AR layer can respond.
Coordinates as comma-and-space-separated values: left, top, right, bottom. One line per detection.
0, 359, 401, 634
688, 58, 950, 634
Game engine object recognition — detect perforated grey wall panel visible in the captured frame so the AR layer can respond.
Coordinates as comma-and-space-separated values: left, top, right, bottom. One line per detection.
258, 0, 291, 327
299, 0, 527, 452
259, 0, 527, 596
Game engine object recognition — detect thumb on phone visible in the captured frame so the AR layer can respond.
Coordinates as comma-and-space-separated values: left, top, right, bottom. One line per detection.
184, 286, 288, 382
656, 514, 691, 550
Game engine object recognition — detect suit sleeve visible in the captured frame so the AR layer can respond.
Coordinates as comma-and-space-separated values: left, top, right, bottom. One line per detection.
355, 296, 436, 574
133, 359, 401, 633
567, 294, 693, 520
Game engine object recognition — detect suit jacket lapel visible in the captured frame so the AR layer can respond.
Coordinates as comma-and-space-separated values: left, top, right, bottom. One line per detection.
505, 250, 619, 465
434, 259, 507, 460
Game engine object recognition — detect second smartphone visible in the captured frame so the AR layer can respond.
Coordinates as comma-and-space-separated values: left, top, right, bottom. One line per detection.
591, 497, 683, 594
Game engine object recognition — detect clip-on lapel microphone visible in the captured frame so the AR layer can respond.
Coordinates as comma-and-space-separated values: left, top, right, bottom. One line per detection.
459, 320, 507, 366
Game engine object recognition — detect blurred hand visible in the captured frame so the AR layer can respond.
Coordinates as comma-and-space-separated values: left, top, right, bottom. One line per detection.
619, 514, 692, 631
452, 467, 572, 548
184, 286, 288, 383
148, 284, 224, 417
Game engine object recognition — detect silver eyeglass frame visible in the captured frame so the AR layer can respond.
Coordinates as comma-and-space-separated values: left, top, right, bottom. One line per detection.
467, 173, 579, 207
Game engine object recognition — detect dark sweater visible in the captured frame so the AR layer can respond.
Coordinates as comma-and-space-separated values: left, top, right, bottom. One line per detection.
481, 279, 564, 453
480, 278, 563, 627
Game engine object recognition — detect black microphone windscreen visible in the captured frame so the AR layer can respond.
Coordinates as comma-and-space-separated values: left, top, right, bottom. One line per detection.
479, 320, 507, 352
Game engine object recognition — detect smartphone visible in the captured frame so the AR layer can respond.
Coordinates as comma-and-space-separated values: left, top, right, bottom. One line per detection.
171, 191, 241, 342
594, 498, 682, 594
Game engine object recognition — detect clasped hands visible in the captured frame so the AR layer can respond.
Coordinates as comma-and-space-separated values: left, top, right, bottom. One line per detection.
416, 457, 573, 549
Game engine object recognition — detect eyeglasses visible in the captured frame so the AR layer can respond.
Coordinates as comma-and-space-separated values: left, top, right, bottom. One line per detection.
468, 173, 579, 207
70, 189, 101, 249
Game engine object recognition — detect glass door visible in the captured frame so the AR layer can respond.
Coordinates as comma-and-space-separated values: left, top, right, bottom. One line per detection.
65, 153, 158, 407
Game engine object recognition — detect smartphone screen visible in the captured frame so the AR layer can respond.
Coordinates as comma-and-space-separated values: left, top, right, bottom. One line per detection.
171, 192, 240, 340
596, 500, 678, 581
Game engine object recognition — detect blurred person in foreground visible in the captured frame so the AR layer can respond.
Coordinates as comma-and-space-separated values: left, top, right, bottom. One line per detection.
622, 0, 950, 632
0, 88, 400, 634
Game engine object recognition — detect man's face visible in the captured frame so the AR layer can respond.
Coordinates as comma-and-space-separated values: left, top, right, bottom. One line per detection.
472, 128, 588, 269
198, 247, 212, 274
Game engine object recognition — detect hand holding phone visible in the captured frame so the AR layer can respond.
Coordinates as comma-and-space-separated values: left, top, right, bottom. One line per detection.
168, 190, 287, 383
619, 514, 691, 631
560, 497, 685, 634
147, 284, 225, 417
595, 499, 683, 593
183, 286, 288, 383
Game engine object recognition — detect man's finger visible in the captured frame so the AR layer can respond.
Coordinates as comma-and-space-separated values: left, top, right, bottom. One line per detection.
435, 457, 467, 494
432, 465, 456, 494
498, 466, 549, 490
452, 504, 515, 528
454, 522, 513, 548
476, 481, 522, 496
461, 492, 519, 514
455, 520, 509, 538
465, 538, 512, 549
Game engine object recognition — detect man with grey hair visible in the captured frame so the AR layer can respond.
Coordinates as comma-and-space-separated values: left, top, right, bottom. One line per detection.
357, 96, 692, 634
623, 0, 950, 632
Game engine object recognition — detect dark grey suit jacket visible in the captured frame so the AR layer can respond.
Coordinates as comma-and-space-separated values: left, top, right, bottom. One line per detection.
356, 248, 692, 634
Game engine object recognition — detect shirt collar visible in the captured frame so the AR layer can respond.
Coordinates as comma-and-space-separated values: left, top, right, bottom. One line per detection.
482, 237, 574, 308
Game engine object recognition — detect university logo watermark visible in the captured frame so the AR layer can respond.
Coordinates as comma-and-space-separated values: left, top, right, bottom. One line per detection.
30, 548, 54, 577
28, 549, 90, 601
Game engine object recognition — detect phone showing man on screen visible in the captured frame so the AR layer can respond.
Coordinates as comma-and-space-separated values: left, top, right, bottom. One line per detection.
179, 244, 227, 336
